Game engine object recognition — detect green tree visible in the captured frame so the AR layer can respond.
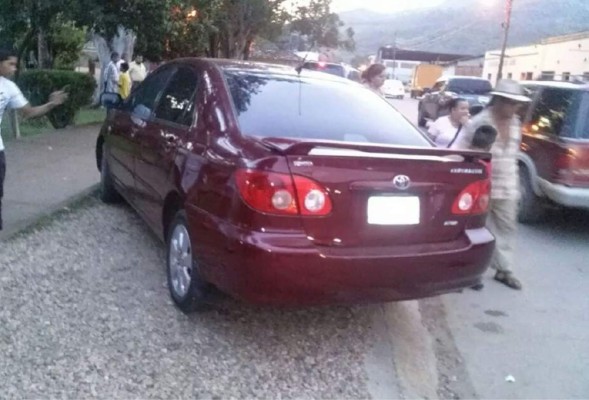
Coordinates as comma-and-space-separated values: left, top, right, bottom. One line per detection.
0, 0, 79, 70
49, 20, 87, 70
210, 0, 289, 59
290, 0, 355, 51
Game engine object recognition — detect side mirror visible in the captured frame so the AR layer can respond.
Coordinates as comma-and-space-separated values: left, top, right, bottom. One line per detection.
100, 92, 123, 109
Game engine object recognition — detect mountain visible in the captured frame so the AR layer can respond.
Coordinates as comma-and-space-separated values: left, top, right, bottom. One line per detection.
339, 0, 589, 57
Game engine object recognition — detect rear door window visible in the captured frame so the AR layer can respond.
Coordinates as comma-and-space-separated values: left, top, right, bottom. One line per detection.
447, 79, 492, 95
154, 66, 199, 126
529, 88, 581, 138
224, 71, 430, 147
127, 66, 175, 120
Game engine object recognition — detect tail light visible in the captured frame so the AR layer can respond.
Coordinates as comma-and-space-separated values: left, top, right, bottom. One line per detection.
235, 169, 332, 216
452, 179, 491, 215
552, 148, 575, 184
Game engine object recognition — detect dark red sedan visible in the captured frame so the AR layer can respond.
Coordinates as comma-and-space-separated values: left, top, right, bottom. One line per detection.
96, 58, 494, 312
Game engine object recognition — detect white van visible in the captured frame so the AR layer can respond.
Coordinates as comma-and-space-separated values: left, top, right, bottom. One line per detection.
382, 79, 405, 99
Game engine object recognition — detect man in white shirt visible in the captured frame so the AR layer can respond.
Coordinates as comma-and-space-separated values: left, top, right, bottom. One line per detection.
0, 49, 67, 230
128, 55, 147, 88
103, 52, 120, 94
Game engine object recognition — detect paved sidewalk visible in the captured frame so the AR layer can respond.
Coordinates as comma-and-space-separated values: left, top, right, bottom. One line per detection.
0, 125, 101, 241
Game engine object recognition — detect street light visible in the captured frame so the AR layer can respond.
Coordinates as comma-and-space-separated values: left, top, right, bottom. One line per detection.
496, 0, 514, 84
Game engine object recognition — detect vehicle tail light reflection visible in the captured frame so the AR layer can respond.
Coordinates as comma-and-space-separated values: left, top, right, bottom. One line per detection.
235, 169, 332, 216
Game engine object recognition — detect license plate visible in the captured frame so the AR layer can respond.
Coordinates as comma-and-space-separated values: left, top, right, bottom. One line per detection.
367, 196, 420, 225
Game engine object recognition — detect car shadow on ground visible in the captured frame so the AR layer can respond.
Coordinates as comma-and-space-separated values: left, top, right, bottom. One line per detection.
522, 207, 589, 239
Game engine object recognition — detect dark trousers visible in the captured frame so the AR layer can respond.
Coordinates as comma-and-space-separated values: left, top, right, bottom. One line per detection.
0, 151, 5, 230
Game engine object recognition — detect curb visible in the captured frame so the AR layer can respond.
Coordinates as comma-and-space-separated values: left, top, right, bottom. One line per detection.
0, 183, 100, 242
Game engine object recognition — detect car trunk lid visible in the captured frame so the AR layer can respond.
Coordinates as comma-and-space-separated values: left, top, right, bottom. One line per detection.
263, 138, 491, 248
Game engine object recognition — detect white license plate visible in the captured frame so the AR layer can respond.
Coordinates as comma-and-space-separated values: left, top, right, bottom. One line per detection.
367, 196, 420, 225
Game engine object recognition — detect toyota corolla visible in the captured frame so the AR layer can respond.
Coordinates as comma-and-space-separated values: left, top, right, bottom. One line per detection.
96, 59, 495, 312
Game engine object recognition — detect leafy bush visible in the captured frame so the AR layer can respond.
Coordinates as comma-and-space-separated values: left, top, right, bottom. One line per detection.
18, 70, 96, 128
50, 21, 87, 70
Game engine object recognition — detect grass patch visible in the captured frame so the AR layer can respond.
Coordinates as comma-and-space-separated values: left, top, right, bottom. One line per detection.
1, 107, 106, 140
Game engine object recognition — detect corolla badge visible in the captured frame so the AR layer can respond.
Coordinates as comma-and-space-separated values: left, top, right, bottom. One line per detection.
393, 175, 411, 190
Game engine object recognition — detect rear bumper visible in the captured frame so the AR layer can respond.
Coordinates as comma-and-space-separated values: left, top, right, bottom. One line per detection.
204, 223, 495, 306
538, 178, 589, 209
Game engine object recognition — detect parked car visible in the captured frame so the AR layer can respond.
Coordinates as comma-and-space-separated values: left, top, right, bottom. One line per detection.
418, 76, 493, 127
301, 61, 361, 83
382, 79, 405, 99
517, 81, 589, 222
96, 58, 494, 312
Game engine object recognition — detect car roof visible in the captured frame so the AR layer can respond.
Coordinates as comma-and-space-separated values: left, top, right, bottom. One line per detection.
519, 80, 589, 90
437, 76, 490, 82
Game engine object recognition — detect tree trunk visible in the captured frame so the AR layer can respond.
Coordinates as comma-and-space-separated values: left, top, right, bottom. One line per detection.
37, 27, 51, 69
92, 26, 136, 105
243, 36, 254, 60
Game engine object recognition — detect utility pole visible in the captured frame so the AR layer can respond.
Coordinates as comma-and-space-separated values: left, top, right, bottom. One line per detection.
496, 0, 513, 84
392, 32, 398, 79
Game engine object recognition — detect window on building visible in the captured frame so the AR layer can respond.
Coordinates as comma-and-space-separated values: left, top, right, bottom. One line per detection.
540, 71, 555, 81
487, 73, 492, 81
526, 72, 534, 80
507, 72, 513, 79
520, 72, 527, 80
562, 72, 571, 81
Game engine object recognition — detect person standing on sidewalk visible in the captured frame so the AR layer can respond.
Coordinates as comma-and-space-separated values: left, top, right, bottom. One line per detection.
361, 64, 387, 97
118, 62, 131, 100
128, 55, 147, 89
453, 79, 530, 290
0, 49, 68, 231
103, 52, 120, 94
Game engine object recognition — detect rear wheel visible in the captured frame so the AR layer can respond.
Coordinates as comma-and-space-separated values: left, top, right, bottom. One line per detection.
166, 210, 211, 313
99, 143, 122, 204
518, 166, 545, 223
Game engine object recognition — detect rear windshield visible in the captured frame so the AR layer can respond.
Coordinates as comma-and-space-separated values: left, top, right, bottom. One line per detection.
302, 62, 346, 78
224, 71, 431, 147
530, 87, 589, 139
447, 79, 492, 95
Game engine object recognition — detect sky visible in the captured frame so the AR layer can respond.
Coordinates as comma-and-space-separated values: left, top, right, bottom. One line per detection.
330, 0, 446, 13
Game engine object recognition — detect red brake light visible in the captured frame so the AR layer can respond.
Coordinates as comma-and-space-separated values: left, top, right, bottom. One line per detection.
235, 169, 332, 216
452, 179, 491, 215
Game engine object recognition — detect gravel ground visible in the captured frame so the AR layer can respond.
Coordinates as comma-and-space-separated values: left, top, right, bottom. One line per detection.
0, 198, 374, 399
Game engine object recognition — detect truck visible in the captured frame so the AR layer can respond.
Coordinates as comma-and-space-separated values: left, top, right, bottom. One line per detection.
410, 64, 444, 98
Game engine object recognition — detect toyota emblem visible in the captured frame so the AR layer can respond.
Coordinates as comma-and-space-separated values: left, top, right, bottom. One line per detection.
393, 175, 411, 190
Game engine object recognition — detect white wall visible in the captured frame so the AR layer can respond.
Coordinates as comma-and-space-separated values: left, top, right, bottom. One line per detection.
483, 33, 589, 83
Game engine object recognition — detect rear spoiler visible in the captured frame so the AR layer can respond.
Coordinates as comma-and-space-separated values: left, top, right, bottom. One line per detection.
259, 138, 491, 163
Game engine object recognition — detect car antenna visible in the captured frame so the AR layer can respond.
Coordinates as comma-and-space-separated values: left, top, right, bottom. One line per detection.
295, 42, 316, 75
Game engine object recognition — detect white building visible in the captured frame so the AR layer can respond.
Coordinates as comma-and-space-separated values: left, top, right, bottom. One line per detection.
483, 31, 589, 83
442, 56, 485, 77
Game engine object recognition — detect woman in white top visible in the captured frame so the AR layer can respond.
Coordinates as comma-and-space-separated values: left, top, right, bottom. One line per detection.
361, 63, 387, 97
427, 98, 470, 147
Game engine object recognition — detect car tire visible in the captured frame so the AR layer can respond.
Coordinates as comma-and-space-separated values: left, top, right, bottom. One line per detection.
166, 210, 211, 313
99, 143, 122, 204
518, 166, 545, 224
418, 105, 427, 128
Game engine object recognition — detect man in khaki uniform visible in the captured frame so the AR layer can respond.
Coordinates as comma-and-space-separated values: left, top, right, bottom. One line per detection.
453, 79, 531, 290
